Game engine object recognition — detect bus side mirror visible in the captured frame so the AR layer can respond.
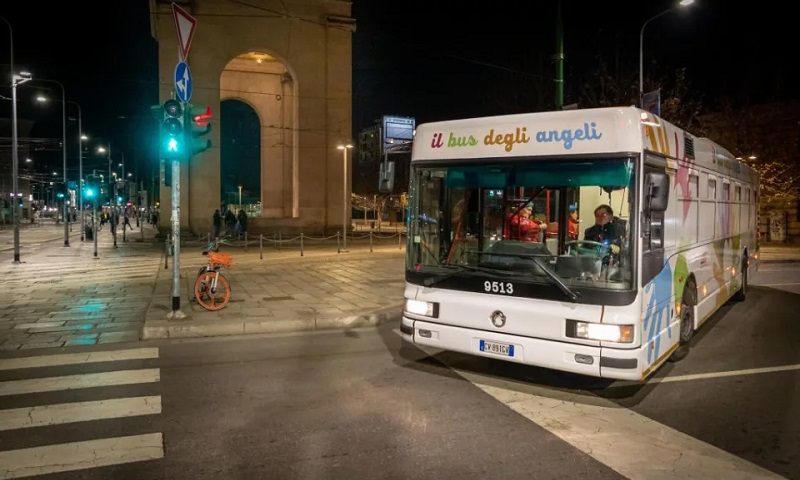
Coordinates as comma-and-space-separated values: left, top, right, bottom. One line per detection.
646, 172, 669, 212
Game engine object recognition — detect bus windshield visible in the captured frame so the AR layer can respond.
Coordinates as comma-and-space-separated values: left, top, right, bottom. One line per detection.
407, 158, 636, 297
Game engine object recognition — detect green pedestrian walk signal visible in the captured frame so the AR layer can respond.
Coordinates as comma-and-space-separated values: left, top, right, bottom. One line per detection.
160, 99, 184, 159
186, 103, 212, 155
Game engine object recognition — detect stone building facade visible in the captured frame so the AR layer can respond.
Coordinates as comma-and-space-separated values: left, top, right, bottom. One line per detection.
149, 0, 354, 235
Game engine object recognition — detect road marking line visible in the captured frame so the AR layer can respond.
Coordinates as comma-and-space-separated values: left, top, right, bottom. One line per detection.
0, 396, 161, 431
633, 363, 800, 386
0, 348, 159, 371
457, 370, 786, 480
0, 432, 164, 479
0, 369, 160, 397
754, 282, 800, 287
397, 332, 787, 479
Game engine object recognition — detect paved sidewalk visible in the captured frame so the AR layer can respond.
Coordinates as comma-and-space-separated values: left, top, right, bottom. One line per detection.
758, 243, 800, 263
142, 237, 407, 340
0, 222, 163, 351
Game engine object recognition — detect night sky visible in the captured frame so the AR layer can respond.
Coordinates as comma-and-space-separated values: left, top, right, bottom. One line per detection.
1, 1, 794, 185
1, 2, 157, 182
352, 0, 795, 130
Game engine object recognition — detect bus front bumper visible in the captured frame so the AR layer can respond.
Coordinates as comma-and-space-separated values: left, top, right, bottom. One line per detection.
401, 316, 643, 381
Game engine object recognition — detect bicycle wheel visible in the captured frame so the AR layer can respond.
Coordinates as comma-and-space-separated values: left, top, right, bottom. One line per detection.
194, 271, 231, 311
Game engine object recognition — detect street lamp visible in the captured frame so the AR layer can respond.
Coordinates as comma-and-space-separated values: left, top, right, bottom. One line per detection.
38, 95, 84, 241
96, 144, 124, 206
2, 16, 31, 263
337, 141, 354, 251
639, 0, 695, 106
238, 184, 242, 213
30, 77, 70, 247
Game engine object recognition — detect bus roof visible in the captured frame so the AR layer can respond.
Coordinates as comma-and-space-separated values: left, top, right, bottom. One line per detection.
411, 106, 758, 184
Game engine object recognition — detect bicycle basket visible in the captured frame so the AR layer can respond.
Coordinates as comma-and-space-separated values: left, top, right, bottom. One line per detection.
207, 251, 233, 267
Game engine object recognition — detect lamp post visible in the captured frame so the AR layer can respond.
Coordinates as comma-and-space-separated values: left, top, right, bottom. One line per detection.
639, 0, 695, 106
2, 16, 32, 263
238, 184, 242, 212
337, 141, 354, 251
38, 96, 83, 241
31, 78, 69, 246
97, 143, 119, 204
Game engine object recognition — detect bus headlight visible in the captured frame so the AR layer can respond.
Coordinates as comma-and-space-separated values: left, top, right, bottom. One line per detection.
404, 299, 439, 318
567, 320, 634, 343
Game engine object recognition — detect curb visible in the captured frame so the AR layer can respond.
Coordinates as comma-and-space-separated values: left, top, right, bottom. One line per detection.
141, 303, 403, 340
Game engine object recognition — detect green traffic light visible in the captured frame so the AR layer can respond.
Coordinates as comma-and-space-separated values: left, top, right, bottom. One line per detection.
167, 137, 179, 152
86, 188, 95, 197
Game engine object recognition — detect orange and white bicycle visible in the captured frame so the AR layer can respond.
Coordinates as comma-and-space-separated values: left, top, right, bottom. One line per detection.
194, 245, 234, 311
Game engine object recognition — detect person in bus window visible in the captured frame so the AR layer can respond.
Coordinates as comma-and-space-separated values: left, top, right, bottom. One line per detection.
545, 204, 579, 240
584, 204, 623, 248
567, 204, 579, 239
507, 202, 545, 242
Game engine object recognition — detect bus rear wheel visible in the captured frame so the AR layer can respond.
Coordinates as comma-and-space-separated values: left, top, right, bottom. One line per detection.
670, 282, 696, 362
733, 255, 747, 302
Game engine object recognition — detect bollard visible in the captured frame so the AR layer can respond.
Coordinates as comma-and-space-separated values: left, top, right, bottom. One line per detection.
164, 240, 169, 269
337, 231, 341, 253
245, 231, 248, 252
260, 234, 263, 260
399, 231, 402, 249
370, 231, 373, 253
300, 232, 304, 256
278, 232, 281, 252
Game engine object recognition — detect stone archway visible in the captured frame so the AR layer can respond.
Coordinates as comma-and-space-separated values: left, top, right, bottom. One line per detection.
152, 0, 353, 235
220, 51, 298, 219
220, 99, 260, 214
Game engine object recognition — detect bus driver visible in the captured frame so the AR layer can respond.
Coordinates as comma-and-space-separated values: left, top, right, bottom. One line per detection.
584, 204, 624, 255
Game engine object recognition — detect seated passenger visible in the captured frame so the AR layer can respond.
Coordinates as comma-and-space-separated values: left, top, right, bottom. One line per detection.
507, 202, 546, 242
546, 204, 580, 240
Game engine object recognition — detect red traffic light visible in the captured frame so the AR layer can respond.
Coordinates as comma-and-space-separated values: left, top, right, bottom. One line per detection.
164, 99, 182, 117
193, 106, 212, 126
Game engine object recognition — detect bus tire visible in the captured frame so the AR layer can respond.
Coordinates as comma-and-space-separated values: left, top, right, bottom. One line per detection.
733, 255, 747, 302
669, 281, 696, 362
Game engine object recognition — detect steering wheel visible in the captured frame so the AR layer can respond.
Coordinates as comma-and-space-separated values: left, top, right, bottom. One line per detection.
565, 239, 604, 255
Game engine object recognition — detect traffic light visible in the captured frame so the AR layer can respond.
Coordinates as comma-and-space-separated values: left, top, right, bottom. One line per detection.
84, 176, 100, 202
186, 103, 212, 155
161, 99, 184, 158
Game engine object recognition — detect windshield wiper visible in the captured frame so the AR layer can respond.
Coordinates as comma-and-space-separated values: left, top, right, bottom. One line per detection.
422, 264, 506, 287
531, 257, 580, 302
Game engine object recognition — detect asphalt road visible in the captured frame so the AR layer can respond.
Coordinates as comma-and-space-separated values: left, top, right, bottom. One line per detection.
0, 263, 797, 480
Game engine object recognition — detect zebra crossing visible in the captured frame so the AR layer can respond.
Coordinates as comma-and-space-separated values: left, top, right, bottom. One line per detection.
0, 347, 164, 478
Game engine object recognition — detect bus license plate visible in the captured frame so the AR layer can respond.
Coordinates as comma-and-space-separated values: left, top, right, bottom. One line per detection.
479, 340, 514, 357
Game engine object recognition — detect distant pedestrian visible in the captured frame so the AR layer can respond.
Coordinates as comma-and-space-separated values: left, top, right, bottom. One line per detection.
123, 210, 134, 230
213, 209, 222, 239
236, 209, 248, 237
224, 209, 236, 236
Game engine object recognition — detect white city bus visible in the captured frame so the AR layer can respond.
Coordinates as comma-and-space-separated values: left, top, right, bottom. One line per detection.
400, 106, 759, 381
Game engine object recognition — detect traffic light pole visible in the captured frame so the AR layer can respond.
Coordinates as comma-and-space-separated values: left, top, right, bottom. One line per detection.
93, 195, 98, 258
170, 157, 183, 316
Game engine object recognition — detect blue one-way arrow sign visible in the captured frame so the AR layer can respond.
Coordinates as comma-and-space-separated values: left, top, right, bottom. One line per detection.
174, 61, 193, 103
